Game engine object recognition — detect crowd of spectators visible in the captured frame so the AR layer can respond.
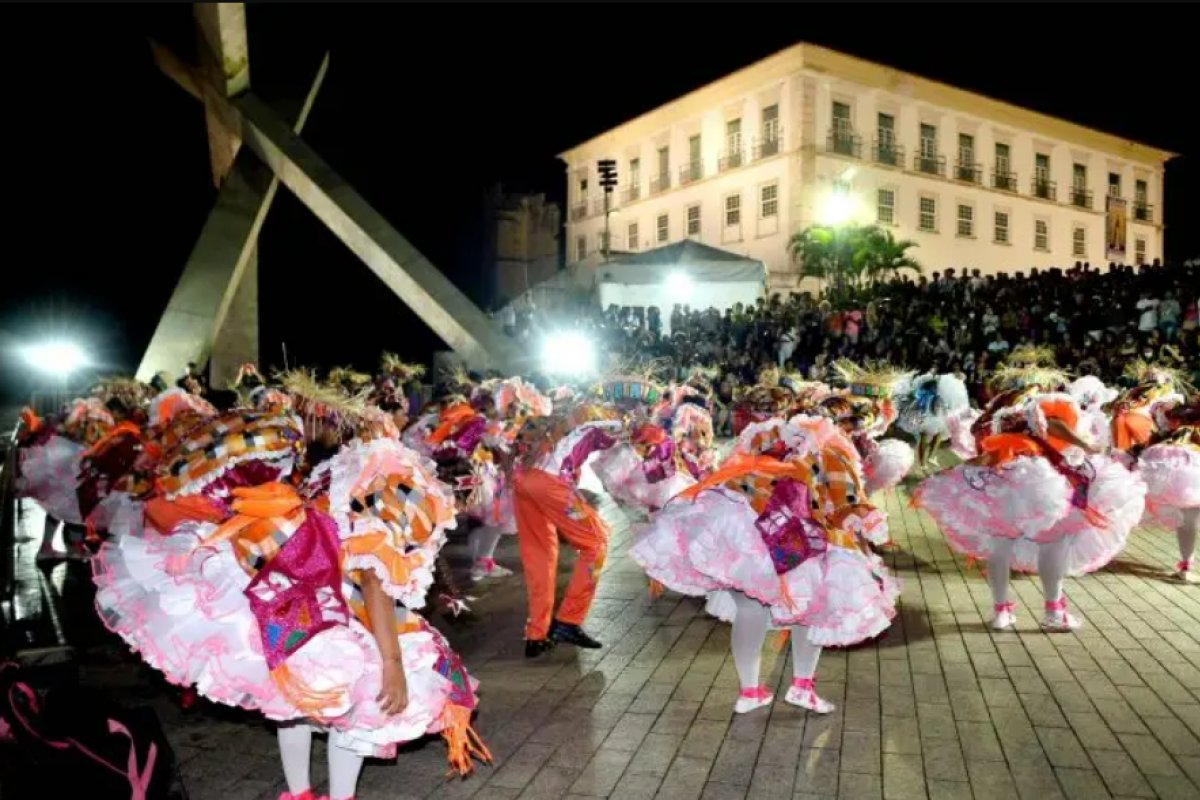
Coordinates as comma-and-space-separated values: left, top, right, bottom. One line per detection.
507, 260, 1200, 406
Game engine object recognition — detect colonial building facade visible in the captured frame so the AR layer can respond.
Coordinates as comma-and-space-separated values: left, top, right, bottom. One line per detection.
560, 44, 1173, 290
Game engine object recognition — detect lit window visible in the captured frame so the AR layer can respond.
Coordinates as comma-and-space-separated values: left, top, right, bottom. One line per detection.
919, 196, 937, 232
628, 222, 639, 251
657, 213, 669, 243
577, 235, 587, 260
1034, 219, 1049, 251
994, 211, 1009, 244
760, 183, 778, 218
1135, 237, 1147, 265
956, 204, 973, 237
725, 195, 741, 226
686, 205, 701, 236
877, 188, 895, 225
1072, 226, 1086, 258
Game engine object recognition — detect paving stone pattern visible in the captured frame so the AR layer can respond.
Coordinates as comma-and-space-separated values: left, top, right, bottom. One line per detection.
87, 477, 1200, 799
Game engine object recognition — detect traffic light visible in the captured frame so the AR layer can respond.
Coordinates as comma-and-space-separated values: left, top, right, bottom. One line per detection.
597, 159, 618, 192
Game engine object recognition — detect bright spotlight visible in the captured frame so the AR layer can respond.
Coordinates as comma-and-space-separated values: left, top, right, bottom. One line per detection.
19, 340, 89, 378
540, 331, 596, 377
665, 270, 693, 301
818, 191, 854, 226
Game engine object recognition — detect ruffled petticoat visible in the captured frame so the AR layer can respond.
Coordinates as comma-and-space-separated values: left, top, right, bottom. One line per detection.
916, 454, 1144, 574
945, 408, 982, 460
629, 488, 898, 647
590, 443, 695, 511
862, 438, 915, 496
92, 519, 478, 758
16, 434, 85, 524
898, 375, 971, 439
465, 465, 517, 534
1138, 444, 1200, 527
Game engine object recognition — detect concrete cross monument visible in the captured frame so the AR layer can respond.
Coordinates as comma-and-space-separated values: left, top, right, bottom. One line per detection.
137, 3, 521, 387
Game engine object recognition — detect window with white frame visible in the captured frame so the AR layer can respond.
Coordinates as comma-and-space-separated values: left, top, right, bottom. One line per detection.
657, 213, 669, 243
1135, 237, 1147, 265
994, 211, 1010, 244
956, 204, 974, 237
760, 183, 778, 218
1072, 225, 1086, 257
1034, 218, 1049, 251
877, 188, 895, 225
629, 158, 640, 191
919, 195, 937, 232
686, 204, 701, 237
628, 222, 639, 251
576, 235, 587, 261
725, 194, 741, 227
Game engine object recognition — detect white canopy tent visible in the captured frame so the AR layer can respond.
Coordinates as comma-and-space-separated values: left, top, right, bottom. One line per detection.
595, 241, 767, 334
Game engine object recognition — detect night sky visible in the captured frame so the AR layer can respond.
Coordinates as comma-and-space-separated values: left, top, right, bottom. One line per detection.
4, 4, 1198, 402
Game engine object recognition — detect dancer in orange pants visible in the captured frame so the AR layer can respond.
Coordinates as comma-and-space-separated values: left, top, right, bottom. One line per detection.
514, 466, 609, 657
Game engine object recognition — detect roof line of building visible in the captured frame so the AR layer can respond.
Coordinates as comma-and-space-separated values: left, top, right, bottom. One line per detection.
558, 42, 1177, 166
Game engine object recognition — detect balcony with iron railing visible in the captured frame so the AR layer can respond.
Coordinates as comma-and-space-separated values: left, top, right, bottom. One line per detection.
650, 173, 670, 195
753, 125, 782, 160
954, 161, 982, 184
592, 196, 611, 216
570, 202, 588, 222
1069, 186, 1093, 209
992, 170, 1017, 192
1134, 202, 1154, 223
872, 140, 904, 168
1032, 177, 1057, 201
622, 185, 641, 205
719, 148, 743, 172
913, 152, 946, 177
678, 161, 703, 186
826, 129, 862, 159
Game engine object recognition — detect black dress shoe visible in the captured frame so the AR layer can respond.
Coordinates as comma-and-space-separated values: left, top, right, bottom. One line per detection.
525, 639, 556, 658
549, 620, 603, 649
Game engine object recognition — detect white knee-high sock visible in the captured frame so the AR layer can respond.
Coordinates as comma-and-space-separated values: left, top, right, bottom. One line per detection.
1038, 537, 1070, 605
1178, 508, 1200, 566
277, 724, 313, 795
987, 538, 1017, 607
788, 624, 822, 679
730, 591, 772, 691
327, 734, 366, 800
470, 525, 503, 563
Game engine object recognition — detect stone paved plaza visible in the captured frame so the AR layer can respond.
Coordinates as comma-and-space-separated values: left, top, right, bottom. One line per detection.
71, 475, 1200, 800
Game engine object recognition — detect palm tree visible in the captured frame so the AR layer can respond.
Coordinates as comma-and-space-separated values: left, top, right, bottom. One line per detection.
854, 226, 922, 285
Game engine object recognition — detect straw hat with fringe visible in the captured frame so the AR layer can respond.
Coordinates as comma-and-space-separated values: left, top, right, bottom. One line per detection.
279, 369, 370, 435
1123, 359, 1193, 393
834, 360, 911, 400
991, 364, 1071, 392
1003, 345, 1057, 368
379, 352, 427, 382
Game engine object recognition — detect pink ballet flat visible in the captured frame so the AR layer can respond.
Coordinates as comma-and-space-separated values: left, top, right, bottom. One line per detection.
784, 677, 835, 714
991, 601, 1017, 631
1041, 597, 1081, 632
734, 685, 773, 714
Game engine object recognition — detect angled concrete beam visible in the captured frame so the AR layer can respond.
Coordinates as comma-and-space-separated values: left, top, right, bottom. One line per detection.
194, 3, 250, 186
136, 54, 329, 383
234, 93, 523, 372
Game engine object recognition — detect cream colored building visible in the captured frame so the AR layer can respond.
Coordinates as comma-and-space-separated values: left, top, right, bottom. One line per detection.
559, 43, 1174, 291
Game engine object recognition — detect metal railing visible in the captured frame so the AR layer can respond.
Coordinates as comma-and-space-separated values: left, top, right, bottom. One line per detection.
1134, 202, 1154, 222
954, 162, 982, 184
570, 203, 588, 222
753, 131, 782, 160
1032, 178, 1057, 201
718, 149, 743, 172
992, 170, 1017, 192
872, 141, 904, 168
650, 174, 670, 195
1069, 187, 1093, 209
914, 152, 946, 177
826, 129, 862, 159
622, 185, 641, 204
678, 161, 703, 186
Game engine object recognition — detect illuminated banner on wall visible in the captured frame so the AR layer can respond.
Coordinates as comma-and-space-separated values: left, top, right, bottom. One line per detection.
1106, 195, 1127, 261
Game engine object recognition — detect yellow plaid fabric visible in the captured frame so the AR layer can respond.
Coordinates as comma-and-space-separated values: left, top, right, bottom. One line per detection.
157, 411, 303, 497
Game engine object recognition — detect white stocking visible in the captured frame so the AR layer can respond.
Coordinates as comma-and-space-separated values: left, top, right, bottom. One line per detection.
788, 624, 822, 679
470, 525, 503, 563
1037, 537, 1070, 604
730, 591, 772, 690
1178, 508, 1200, 566
327, 732, 366, 800
987, 538, 1016, 607
277, 723, 313, 795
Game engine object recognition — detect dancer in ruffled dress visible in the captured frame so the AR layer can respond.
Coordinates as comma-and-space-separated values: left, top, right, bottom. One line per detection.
1139, 392, 1200, 581
915, 364, 1146, 631
823, 362, 915, 496
630, 415, 898, 714
896, 368, 971, 471
93, 386, 488, 800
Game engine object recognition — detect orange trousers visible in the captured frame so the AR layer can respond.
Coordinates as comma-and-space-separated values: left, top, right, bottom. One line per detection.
514, 468, 609, 640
